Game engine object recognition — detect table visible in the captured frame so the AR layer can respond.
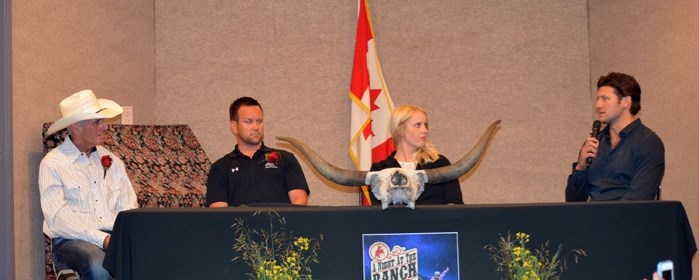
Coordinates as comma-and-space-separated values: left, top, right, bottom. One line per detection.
103, 201, 696, 279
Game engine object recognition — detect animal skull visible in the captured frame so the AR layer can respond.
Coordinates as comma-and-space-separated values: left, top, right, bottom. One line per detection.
276, 120, 501, 209
367, 168, 427, 209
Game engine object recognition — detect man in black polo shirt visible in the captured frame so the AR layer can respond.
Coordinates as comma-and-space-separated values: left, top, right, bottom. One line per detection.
206, 97, 310, 207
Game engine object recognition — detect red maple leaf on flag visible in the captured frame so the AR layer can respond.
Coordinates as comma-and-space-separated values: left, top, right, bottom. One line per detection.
362, 88, 383, 139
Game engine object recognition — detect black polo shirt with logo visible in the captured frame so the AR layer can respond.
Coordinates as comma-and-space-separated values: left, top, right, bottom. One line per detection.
205, 144, 309, 206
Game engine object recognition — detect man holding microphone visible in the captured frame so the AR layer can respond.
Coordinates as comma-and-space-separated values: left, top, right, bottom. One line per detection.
566, 72, 665, 201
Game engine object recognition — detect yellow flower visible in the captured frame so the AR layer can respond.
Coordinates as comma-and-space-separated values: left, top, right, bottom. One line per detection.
516, 232, 530, 243
294, 237, 311, 251
513, 246, 521, 255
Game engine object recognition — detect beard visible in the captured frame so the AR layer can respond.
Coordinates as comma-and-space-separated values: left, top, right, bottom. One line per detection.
238, 133, 263, 146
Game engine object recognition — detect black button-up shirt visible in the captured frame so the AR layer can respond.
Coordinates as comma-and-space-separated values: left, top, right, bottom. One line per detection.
566, 118, 665, 201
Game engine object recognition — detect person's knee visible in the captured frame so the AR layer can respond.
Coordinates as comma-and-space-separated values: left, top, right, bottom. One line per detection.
85, 261, 111, 280
53, 239, 111, 279
83, 247, 110, 279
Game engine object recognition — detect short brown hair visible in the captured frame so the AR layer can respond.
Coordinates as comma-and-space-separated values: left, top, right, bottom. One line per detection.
597, 72, 641, 115
229, 97, 263, 121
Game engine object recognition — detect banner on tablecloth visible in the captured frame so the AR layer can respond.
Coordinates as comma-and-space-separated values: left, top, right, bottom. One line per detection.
362, 232, 459, 280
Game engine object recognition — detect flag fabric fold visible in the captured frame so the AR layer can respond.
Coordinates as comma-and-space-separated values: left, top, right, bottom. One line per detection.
349, 0, 395, 206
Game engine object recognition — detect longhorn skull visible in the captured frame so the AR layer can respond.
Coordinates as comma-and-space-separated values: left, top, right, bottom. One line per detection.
367, 168, 426, 209
276, 120, 501, 209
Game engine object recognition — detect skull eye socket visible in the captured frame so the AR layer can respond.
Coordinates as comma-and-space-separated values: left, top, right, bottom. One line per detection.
391, 171, 408, 186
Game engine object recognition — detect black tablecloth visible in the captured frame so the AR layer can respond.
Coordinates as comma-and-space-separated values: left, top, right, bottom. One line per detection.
103, 201, 696, 280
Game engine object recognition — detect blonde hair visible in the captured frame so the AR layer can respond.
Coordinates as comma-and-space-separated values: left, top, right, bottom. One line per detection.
390, 105, 440, 165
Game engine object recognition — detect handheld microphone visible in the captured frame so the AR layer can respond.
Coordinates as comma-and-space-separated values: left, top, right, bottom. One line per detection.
586, 120, 602, 164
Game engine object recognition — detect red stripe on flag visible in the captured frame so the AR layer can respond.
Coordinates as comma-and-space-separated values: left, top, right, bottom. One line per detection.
349, 0, 372, 101
372, 138, 394, 163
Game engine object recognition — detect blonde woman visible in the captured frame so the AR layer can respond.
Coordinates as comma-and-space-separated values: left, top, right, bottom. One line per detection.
370, 105, 464, 205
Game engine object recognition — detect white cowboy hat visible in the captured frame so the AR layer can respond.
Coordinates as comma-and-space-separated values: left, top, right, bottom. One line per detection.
46, 89, 123, 135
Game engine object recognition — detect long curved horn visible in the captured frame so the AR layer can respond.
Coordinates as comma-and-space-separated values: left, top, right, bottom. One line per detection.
424, 120, 501, 184
276, 136, 367, 186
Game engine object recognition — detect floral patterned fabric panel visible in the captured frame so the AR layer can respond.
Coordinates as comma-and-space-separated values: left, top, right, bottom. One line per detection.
42, 123, 210, 208
106, 124, 210, 208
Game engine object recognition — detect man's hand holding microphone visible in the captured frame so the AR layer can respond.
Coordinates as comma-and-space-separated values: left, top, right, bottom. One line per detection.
576, 120, 601, 171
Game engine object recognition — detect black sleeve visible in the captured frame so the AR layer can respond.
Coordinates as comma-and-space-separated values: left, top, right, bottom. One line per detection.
205, 159, 229, 207
619, 134, 664, 200
369, 162, 381, 172
565, 162, 590, 202
283, 152, 310, 194
431, 156, 464, 204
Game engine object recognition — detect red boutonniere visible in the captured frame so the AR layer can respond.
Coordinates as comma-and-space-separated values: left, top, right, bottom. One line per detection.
265, 151, 279, 163
101, 155, 113, 179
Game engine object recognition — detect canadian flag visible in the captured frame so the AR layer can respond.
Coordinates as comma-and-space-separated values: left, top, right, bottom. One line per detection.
349, 0, 395, 206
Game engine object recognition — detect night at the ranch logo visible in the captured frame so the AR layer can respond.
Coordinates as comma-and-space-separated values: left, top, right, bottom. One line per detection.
363, 232, 458, 280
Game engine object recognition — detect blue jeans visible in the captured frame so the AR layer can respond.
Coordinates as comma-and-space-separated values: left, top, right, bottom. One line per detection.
52, 237, 112, 280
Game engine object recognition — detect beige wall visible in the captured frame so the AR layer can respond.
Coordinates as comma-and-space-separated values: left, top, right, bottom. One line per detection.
11, 0, 698, 278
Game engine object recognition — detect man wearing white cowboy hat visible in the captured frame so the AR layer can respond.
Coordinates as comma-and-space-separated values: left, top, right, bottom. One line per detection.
39, 90, 138, 279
